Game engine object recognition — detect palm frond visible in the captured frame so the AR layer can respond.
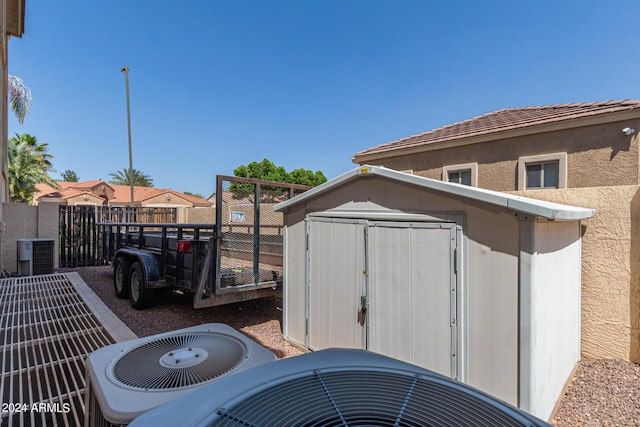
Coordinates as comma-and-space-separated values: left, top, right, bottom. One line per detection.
8, 75, 32, 124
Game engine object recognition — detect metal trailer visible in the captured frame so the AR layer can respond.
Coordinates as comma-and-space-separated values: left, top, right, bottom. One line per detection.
99, 175, 311, 309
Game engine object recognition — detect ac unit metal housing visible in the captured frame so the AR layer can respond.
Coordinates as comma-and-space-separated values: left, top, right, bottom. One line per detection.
129, 348, 551, 427
17, 238, 55, 276
84, 323, 276, 427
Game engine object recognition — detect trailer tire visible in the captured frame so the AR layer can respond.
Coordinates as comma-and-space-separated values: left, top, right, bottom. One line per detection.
129, 262, 153, 309
113, 257, 130, 299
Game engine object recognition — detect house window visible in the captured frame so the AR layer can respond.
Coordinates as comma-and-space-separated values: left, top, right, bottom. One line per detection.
518, 152, 567, 190
447, 170, 472, 186
525, 161, 559, 188
443, 163, 478, 187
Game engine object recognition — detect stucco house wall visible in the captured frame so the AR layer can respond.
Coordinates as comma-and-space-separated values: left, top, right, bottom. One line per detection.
353, 103, 640, 363
369, 120, 640, 191
1, 0, 27, 221
511, 185, 640, 362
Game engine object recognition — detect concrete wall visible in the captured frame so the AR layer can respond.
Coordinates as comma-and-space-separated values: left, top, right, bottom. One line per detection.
369, 120, 640, 191
512, 186, 640, 362
176, 206, 216, 224
1, 202, 59, 274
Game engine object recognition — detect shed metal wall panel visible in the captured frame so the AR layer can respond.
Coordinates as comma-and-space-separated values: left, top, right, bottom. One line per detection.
307, 218, 366, 350
368, 222, 457, 377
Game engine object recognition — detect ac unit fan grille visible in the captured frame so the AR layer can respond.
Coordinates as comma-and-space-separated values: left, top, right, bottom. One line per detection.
111, 332, 247, 390
210, 370, 537, 427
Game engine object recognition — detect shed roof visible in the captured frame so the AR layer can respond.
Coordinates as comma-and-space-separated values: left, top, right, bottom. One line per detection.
274, 166, 595, 221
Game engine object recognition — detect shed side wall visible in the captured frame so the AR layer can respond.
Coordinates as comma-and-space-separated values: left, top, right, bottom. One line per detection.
521, 220, 582, 420
282, 209, 308, 347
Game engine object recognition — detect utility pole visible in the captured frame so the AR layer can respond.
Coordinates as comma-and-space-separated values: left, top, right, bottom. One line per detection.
121, 66, 135, 207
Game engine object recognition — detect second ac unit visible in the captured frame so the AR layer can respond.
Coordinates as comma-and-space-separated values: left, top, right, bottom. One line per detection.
17, 238, 55, 276
129, 348, 552, 427
84, 323, 276, 427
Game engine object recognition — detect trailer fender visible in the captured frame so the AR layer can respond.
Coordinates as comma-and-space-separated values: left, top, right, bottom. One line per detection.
115, 249, 161, 284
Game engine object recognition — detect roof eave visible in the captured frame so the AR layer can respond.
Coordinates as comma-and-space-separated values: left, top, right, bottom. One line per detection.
6, 0, 25, 38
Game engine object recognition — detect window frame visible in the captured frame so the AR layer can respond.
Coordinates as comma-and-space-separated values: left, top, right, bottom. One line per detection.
517, 152, 567, 190
443, 163, 478, 187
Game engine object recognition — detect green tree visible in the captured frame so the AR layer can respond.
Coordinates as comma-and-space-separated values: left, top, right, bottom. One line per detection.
60, 169, 79, 182
287, 168, 327, 187
108, 168, 154, 187
8, 75, 32, 124
8, 133, 58, 203
233, 159, 288, 183
230, 159, 326, 200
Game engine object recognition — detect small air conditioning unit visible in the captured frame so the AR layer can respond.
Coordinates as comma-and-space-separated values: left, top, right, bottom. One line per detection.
84, 323, 276, 427
129, 348, 551, 427
17, 238, 55, 276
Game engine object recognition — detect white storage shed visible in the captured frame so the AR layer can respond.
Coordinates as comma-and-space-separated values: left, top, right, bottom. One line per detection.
274, 165, 595, 421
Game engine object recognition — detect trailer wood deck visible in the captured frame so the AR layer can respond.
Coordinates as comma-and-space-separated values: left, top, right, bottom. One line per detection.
0, 273, 136, 426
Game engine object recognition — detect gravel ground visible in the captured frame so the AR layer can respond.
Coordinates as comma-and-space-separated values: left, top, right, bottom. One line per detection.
66, 266, 640, 426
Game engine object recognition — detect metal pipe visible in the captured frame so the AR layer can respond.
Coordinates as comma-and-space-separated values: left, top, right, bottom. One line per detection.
121, 66, 135, 207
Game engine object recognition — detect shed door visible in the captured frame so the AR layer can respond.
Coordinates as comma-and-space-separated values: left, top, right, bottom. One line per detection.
367, 222, 457, 378
306, 217, 367, 350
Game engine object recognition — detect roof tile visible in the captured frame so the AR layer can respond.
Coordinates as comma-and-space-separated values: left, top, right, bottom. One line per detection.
354, 100, 640, 158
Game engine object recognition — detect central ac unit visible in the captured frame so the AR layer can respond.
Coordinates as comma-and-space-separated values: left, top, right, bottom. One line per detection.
129, 348, 551, 427
84, 323, 276, 427
17, 238, 55, 276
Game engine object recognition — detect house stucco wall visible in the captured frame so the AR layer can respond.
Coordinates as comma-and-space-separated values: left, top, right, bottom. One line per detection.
511, 186, 640, 362
367, 120, 640, 191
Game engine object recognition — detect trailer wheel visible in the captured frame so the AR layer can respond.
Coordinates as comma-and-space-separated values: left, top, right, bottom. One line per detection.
129, 262, 153, 309
113, 257, 130, 299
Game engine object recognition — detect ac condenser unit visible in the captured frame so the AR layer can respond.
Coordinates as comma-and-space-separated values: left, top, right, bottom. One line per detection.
17, 238, 55, 276
84, 323, 276, 427
129, 348, 552, 427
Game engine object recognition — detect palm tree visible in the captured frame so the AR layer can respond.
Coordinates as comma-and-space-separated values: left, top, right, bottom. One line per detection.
8, 133, 58, 203
8, 75, 32, 124
108, 168, 154, 187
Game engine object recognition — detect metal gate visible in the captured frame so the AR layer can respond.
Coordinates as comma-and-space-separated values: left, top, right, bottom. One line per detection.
213, 175, 311, 293
59, 206, 177, 267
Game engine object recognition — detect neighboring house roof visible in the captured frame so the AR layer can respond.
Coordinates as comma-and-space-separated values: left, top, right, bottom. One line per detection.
353, 100, 640, 163
35, 181, 212, 207
274, 165, 595, 221
109, 185, 211, 207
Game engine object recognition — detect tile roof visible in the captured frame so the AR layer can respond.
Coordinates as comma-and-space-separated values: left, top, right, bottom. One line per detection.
35, 181, 211, 207
353, 100, 640, 160
109, 184, 211, 206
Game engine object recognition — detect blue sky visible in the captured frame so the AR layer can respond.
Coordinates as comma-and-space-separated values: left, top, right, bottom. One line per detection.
8, 1, 640, 197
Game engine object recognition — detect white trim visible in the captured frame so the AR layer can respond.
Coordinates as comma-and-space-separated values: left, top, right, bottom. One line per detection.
518, 152, 567, 191
443, 163, 478, 187
274, 165, 594, 221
